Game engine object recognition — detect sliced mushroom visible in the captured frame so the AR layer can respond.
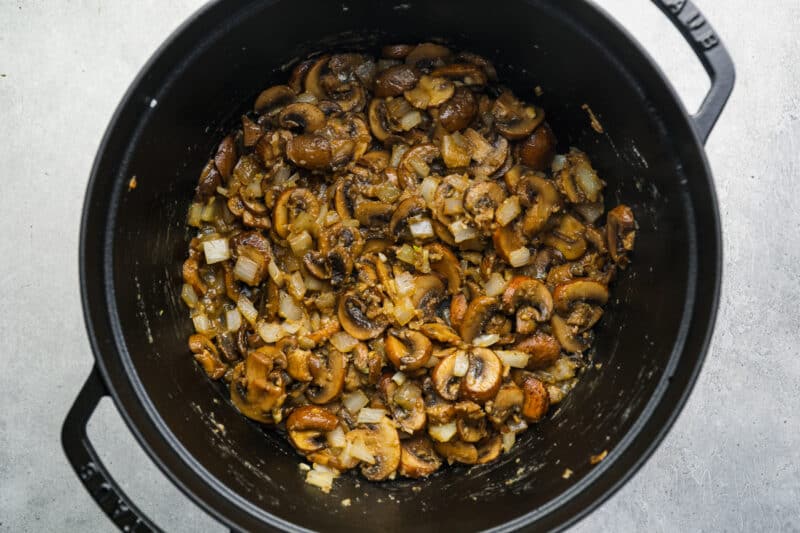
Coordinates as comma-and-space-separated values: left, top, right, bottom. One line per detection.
333, 176, 360, 220
286, 347, 313, 381
338, 288, 389, 340
492, 91, 545, 140
307, 347, 346, 404
286, 405, 339, 453
459, 296, 509, 343
492, 224, 527, 265
385, 329, 433, 371
404, 76, 455, 109
411, 274, 446, 320
606, 205, 636, 266
182, 256, 207, 295
419, 323, 462, 345
347, 416, 401, 481
455, 401, 487, 443
368, 98, 393, 142
520, 123, 557, 171
397, 143, 440, 189
502, 276, 554, 333
521, 375, 550, 421
555, 149, 604, 204
476, 435, 503, 464
272, 188, 321, 238
553, 279, 609, 314
278, 102, 326, 133
254, 85, 295, 114
487, 382, 524, 425
213, 135, 237, 181
383, 377, 427, 434
465, 130, 509, 177
382, 44, 415, 59
543, 214, 587, 260
464, 181, 506, 230
514, 331, 561, 370
374, 64, 420, 98
516, 173, 561, 237
425, 243, 461, 293
431, 351, 464, 401
230, 348, 288, 424
304, 55, 330, 99
354, 199, 394, 228
286, 134, 332, 170
435, 439, 478, 465
405, 43, 451, 70
430, 63, 487, 86
461, 348, 503, 402
389, 196, 429, 238
439, 87, 478, 132
399, 436, 442, 478
449, 293, 468, 330
189, 334, 227, 379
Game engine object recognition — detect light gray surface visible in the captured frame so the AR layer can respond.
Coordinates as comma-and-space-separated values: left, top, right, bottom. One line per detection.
0, 1, 798, 531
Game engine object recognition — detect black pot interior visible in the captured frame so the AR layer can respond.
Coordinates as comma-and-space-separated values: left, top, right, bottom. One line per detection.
100, 1, 713, 530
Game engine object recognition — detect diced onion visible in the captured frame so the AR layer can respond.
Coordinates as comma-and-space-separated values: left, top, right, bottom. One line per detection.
237, 295, 258, 326
473, 333, 500, 347
187, 202, 203, 227
267, 260, 284, 286
288, 230, 313, 256
390, 144, 409, 168
443, 197, 464, 215
409, 158, 430, 178
192, 313, 215, 335
291, 213, 317, 234
287, 271, 307, 300
272, 165, 291, 185
279, 291, 303, 321
399, 110, 422, 131
233, 255, 260, 285
200, 201, 218, 222
347, 438, 376, 464
575, 161, 603, 200
282, 320, 302, 334
391, 371, 407, 385
508, 247, 531, 267
428, 421, 457, 443
330, 331, 359, 352
296, 92, 317, 103
453, 352, 469, 377
243, 180, 263, 198
203, 238, 230, 264
507, 418, 528, 433
552, 154, 567, 172
483, 272, 507, 297
324, 210, 341, 226
496, 196, 521, 226
409, 217, 434, 239
342, 390, 370, 413
376, 183, 401, 203
393, 297, 416, 326
357, 408, 387, 424
327, 426, 346, 449
496, 350, 530, 368
304, 273, 326, 291
502, 431, 516, 453
394, 271, 415, 297
396, 244, 416, 265
225, 309, 242, 332
257, 321, 286, 343
305, 469, 335, 493
449, 220, 479, 243
420, 176, 440, 205
181, 283, 198, 308
341, 218, 360, 228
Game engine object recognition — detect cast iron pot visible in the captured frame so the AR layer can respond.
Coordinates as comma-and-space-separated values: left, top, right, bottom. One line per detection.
63, 0, 734, 531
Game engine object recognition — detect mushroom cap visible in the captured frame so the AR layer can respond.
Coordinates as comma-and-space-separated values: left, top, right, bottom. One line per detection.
553, 279, 609, 314
278, 102, 326, 133
519, 123, 557, 171
514, 331, 562, 370
460, 348, 503, 402
521, 375, 550, 421
338, 289, 389, 340
273, 187, 321, 238
286, 134, 332, 170
502, 276, 554, 322
385, 329, 433, 371
435, 439, 478, 465
286, 405, 339, 452
399, 436, 443, 478
459, 296, 504, 343
492, 92, 545, 140
425, 243, 462, 293
306, 348, 346, 404
431, 351, 464, 401
438, 87, 478, 132
349, 417, 401, 481
254, 84, 296, 114
475, 435, 503, 464
374, 64, 420, 98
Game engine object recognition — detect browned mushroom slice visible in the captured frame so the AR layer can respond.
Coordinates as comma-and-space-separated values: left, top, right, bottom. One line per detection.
405, 43, 451, 70
492, 91, 545, 140
435, 439, 478, 465
347, 417, 401, 481
388, 379, 427, 434
455, 401, 487, 443
521, 375, 550, 421
459, 296, 509, 343
307, 347, 346, 404
272, 188, 320, 239
439, 87, 478, 133
189, 334, 227, 379
553, 279, 609, 315
550, 314, 590, 353
286, 347, 313, 382
555, 149, 605, 204
502, 276, 554, 333
606, 204, 636, 266
374, 64, 420, 98
520, 123, 557, 171
389, 196, 429, 239
516, 173, 561, 237
461, 348, 503, 402
543, 214, 587, 260
288, 59, 314, 92
419, 323, 462, 345
514, 331, 562, 370
425, 242, 462, 293
397, 143, 440, 189
286, 134, 332, 170
455, 51, 498, 81
399, 436, 443, 478
487, 382, 524, 425
385, 329, 433, 371
464, 181, 506, 231
431, 351, 464, 401
412, 274, 447, 320
182, 256, 207, 295
449, 293, 468, 330
230, 231, 273, 285
382, 44, 415, 59
213, 134, 237, 180
354, 199, 394, 228
319, 222, 364, 257
286, 405, 339, 453
333, 176, 360, 220
338, 289, 389, 340
475, 434, 503, 464
194, 160, 221, 201
492, 224, 529, 267
464, 129, 509, 177
230, 348, 288, 424
278, 102, 326, 133
254, 84, 296, 114
430, 63, 487, 86
368, 98, 393, 142
304, 55, 330, 99
404, 76, 455, 109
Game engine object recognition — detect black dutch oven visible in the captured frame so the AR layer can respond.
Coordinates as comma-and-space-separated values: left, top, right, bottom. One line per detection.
63, 0, 734, 531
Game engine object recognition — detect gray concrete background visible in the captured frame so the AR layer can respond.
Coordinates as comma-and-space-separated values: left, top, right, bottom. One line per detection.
1, 0, 798, 531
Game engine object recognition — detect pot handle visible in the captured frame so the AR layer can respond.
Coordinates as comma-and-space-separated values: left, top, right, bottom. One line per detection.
62, 366, 160, 532
651, 0, 735, 143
